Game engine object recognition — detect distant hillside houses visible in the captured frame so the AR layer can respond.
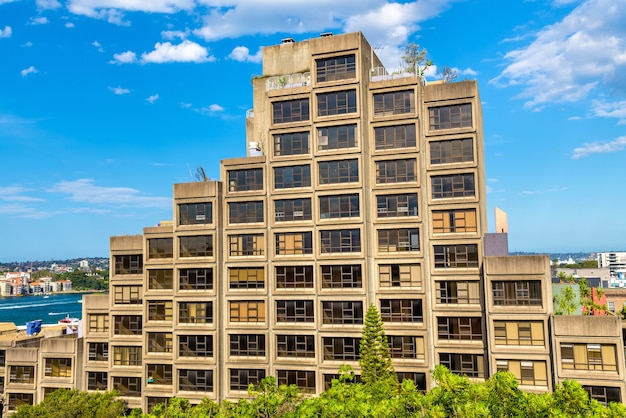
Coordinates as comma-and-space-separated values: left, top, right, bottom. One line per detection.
0, 272, 72, 296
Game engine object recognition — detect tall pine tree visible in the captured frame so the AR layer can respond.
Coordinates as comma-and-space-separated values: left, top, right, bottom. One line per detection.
359, 304, 398, 391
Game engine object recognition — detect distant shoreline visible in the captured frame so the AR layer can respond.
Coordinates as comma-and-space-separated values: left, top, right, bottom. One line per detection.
0, 290, 107, 299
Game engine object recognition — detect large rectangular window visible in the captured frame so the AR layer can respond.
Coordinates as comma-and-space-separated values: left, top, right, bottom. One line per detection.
278, 370, 316, 393
148, 300, 173, 321
114, 285, 142, 304
228, 168, 263, 192
9, 365, 35, 383
440, 353, 485, 378
275, 232, 313, 255
113, 346, 142, 366
434, 244, 479, 269
277, 335, 315, 358
274, 165, 311, 189
113, 315, 142, 335
388, 336, 425, 360
321, 265, 362, 289
320, 229, 361, 253
87, 372, 108, 391
376, 193, 418, 217
273, 99, 310, 124
114, 254, 142, 275
380, 299, 423, 323
148, 269, 173, 290
88, 342, 109, 362
180, 235, 213, 257
318, 159, 359, 184
179, 268, 213, 291
148, 332, 173, 353
316, 55, 356, 82
89, 314, 109, 333
317, 124, 357, 150
431, 174, 475, 199
323, 337, 360, 361
430, 138, 473, 164
378, 228, 419, 252
230, 334, 266, 357
429, 103, 472, 130
494, 321, 545, 346
437, 317, 483, 341
275, 266, 314, 288
273, 132, 309, 156
179, 369, 213, 392
275, 198, 312, 222
436, 280, 481, 304
276, 300, 314, 322
179, 335, 213, 357
113, 377, 141, 397
322, 301, 363, 325
496, 360, 548, 387
148, 238, 173, 259
230, 369, 266, 391
178, 302, 212, 324
561, 343, 617, 371
229, 267, 265, 289
317, 90, 357, 116
584, 386, 622, 405
374, 124, 416, 150
230, 301, 265, 322
376, 159, 416, 184
229, 201, 264, 223
373, 90, 415, 116
432, 209, 477, 233
491, 281, 542, 306
229, 234, 265, 256
7, 393, 33, 411
179, 202, 212, 225
379, 264, 421, 288
146, 364, 173, 386
319, 194, 359, 219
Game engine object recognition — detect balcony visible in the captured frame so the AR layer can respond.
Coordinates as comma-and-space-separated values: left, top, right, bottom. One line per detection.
266, 72, 311, 91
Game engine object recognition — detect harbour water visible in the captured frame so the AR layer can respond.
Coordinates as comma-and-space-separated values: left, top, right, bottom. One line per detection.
0, 292, 96, 326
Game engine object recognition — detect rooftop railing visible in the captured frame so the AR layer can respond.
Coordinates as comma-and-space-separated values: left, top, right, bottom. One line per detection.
266, 72, 311, 91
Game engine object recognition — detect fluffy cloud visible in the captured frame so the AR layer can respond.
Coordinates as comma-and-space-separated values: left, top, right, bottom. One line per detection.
30, 16, 49, 25
146, 94, 159, 103
20, 66, 38, 77
140, 40, 214, 63
572, 136, 626, 159
207, 104, 224, 112
0, 26, 11, 38
109, 86, 130, 95
110, 50, 137, 64
37, 0, 61, 9
67, 0, 194, 23
229, 46, 262, 63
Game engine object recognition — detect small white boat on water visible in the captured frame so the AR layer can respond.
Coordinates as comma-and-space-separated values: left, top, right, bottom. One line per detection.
58, 315, 80, 325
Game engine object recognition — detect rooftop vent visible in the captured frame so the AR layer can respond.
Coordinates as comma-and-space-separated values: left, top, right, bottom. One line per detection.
281, 37, 295, 44
320, 32, 333, 37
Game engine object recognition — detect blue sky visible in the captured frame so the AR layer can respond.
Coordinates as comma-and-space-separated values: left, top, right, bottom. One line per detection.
1, 0, 625, 262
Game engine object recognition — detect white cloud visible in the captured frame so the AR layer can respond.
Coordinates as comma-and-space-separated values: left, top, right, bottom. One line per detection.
146, 94, 159, 103
67, 0, 194, 24
92, 40, 104, 52
65, 22, 75, 28
110, 50, 137, 64
109, 86, 130, 95
161, 30, 188, 40
491, 0, 626, 109
140, 40, 214, 63
591, 100, 626, 122
0, 186, 44, 203
208, 104, 224, 112
572, 136, 626, 159
229, 46, 262, 63
37, 0, 61, 9
22, 41, 33, 47
30, 16, 49, 25
21, 66, 38, 77
0, 26, 11, 38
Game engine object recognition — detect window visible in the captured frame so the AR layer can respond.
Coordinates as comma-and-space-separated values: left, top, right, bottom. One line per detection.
439, 353, 485, 378
229, 234, 265, 256
437, 317, 483, 341
179, 369, 213, 392
180, 235, 213, 257
276, 300, 314, 322
374, 124, 416, 150
397, 372, 426, 391
146, 364, 173, 385
0, 350, 5, 367
379, 264, 421, 288
275, 232, 313, 255
496, 360, 548, 386
88, 342, 109, 361
114, 254, 142, 275
323, 337, 360, 361
584, 385, 622, 405
87, 371, 108, 391
228, 168, 263, 192
434, 244, 479, 269
273, 99, 309, 124
431, 174, 475, 198
432, 209, 477, 233
148, 269, 173, 290
113, 285, 142, 304
491, 281, 542, 306
179, 334, 213, 357
429, 103, 472, 130
561, 343, 617, 371
113, 346, 142, 366
276, 266, 314, 288
321, 265, 362, 289
320, 229, 361, 253
113, 376, 141, 397
114, 315, 142, 335
380, 299, 423, 323
278, 370, 316, 393
317, 90, 357, 116
147, 397, 169, 412
179, 302, 212, 324
430, 138, 473, 164
9, 365, 35, 383
148, 238, 173, 259
148, 332, 173, 353
316, 54, 356, 82
376, 193, 418, 217
274, 198, 312, 222
324, 373, 362, 389
230, 301, 266, 322
229, 201, 264, 223
436, 281, 480, 304
388, 336, 425, 360
179, 268, 213, 290
376, 159, 416, 184
493, 321, 544, 346
274, 132, 309, 156
148, 300, 173, 321
322, 301, 363, 325
317, 124, 357, 150
230, 267, 265, 289
7, 393, 33, 411
373, 90, 415, 116
179, 202, 212, 225
319, 194, 360, 219
378, 228, 419, 252
230, 334, 266, 357
277, 335, 315, 358
230, 369, 266, 391
89, 313, 109, 333
274, 165, 311, 189
318, 159, 359, 184
608, 301, 615, 312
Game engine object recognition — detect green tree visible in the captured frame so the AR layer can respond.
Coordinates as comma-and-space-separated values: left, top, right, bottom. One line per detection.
554, 285, 578, 315
12, 389, 126, 418
401, 43, 432, 75
359, 305, 397, 389
580, 259, 598, 268
439, 65, 458, 83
